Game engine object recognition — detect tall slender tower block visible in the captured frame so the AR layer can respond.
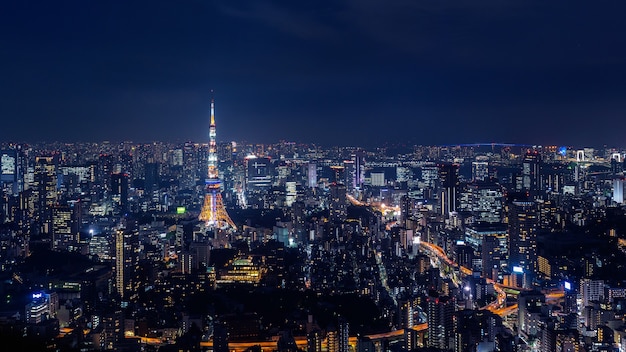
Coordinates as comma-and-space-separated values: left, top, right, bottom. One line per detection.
199, 96, 236, 230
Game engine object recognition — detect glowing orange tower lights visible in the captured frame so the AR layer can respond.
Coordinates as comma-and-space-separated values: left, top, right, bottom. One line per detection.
199, 95, 236, 230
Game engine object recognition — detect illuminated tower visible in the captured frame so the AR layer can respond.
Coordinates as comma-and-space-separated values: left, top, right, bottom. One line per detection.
199, 96, 236, 230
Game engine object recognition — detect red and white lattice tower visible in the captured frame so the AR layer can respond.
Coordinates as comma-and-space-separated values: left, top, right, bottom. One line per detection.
199, 95, 236, 230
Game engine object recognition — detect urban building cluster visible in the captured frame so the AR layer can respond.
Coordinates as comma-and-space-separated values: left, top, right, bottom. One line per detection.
1, 133, 626, 352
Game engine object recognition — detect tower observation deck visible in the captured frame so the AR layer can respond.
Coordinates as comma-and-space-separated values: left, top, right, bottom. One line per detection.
199, 96, 236, 230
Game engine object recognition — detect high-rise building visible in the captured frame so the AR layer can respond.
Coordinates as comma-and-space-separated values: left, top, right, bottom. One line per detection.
471, 161, 489, 181
508, 200, 538, 287
115, 230, 139, 301
308, 162, 317, 188
115, 230, 126, 299
438, 163, 459, 217
454, 309, 496, 352
307, 329, 323, 352
613, 177, 624, 204
518, 290, 545, 338
519, 150, 542, 197
52, 204, 79, 250
245, 156, 273, 190
427, 291, 455, 350
1, 149, 21, 195
350, 150, 365, 191
328, 183, 347, 223
466, 180, 504, 224
97, 154, 115, 192
481, 227, 508, 280
144, 162, 160, 194
34, 155, 57, 234
111, 173, 129, 213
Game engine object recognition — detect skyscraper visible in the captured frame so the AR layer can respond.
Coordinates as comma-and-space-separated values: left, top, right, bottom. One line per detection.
34, 155, 57, 234
111, 172, 129, 213
471, 161, 489, 181
52, 204, 78, 250
519, 150, 542, 197
438, 163, 459, 217
307, 162, 317, 188
508, 200, 538, 287
427, 291, 455, 350
328, 183, 347, 223
1, 149, 21, 195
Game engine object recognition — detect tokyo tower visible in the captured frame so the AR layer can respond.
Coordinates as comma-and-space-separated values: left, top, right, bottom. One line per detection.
199, 96, 236, 230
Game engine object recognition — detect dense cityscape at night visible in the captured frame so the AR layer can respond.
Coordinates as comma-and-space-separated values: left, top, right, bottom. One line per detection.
1, 120, 626, 351
3, 1, 626, 352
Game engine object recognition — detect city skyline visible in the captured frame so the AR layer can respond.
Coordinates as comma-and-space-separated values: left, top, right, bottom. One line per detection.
1, 1, 626, 147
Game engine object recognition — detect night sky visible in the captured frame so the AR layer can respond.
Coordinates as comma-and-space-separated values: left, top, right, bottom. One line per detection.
1, 1, 626, 147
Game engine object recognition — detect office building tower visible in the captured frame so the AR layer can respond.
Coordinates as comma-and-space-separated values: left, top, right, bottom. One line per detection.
467, 180, 504, 224
52, 204, 79, 250
520, 150, 542, 197
285, 181, 297, 207
328, 183, 347, 223
199, 97, 236, 230
518, 290, 545, 338
471, 161, 489, 181
115, 230, 126, 299
580, 279, 605, 308
25, 291, 58, 324
115, 230, 140, 301
111, 172, 129, 213
144, 162, 160, 194
613, 177, 625, 204
245, 156, 273, 190
350, 150, 365, 191
438, 163, 459, 217
308, 162, 317, 188
508, 200, 538, 287
34, 155, 57, 234
1, 149, 21, 195
97, 153, 115, 192
481, 227, 508, 280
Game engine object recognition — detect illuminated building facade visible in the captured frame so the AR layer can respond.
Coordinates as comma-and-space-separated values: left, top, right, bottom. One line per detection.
34, 155, 58, 234
199, 97, 236, 230
111, 172, 129, 213
438, 163, 459, 217
508, 200, 538, 286
1, 148, 21, 195
216, 257, 264, 285
427, 292, 455, 350
519, 150, 542, 197
52, 204, 79, 250
245, 156, 273, 190
471, 161, 489, 181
